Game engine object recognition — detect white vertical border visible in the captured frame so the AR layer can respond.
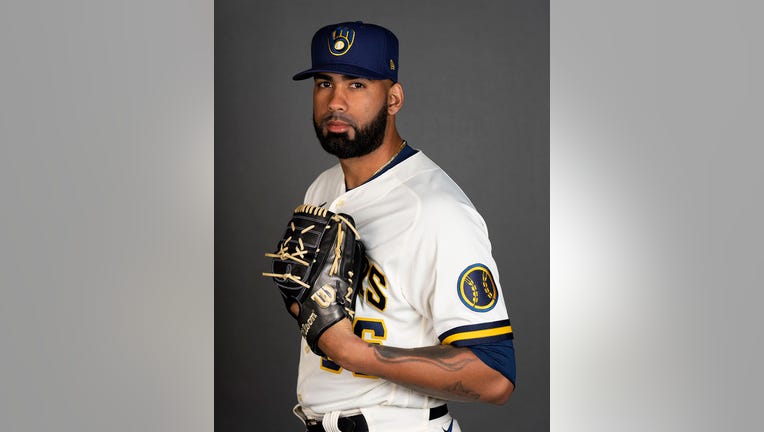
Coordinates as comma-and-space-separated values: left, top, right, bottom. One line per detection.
0, 1, 213, 431
552, 1, 764, 430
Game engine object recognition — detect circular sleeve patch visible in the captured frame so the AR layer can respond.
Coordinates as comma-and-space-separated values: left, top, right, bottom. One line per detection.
457, 264, 499, 312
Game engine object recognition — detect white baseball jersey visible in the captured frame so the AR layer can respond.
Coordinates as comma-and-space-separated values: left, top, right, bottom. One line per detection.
296, 150, 512, 419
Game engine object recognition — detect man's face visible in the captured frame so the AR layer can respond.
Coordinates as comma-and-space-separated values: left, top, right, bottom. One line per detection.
312, 73, 390, 159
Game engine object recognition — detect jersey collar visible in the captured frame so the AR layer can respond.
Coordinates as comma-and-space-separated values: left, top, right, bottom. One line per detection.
347, 143, 418, 191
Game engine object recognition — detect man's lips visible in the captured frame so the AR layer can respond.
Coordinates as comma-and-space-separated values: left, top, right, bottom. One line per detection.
326, 120, 350, 133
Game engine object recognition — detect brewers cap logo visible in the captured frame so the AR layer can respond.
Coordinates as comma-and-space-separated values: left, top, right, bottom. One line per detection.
328, 26, 355, 56
457, 264, 499, 312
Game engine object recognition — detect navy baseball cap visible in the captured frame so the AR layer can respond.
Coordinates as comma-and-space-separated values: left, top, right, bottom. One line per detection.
292, 21, 399, 82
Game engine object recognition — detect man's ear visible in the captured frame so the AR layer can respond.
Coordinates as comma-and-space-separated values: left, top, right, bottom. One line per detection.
387, 82, 404, 115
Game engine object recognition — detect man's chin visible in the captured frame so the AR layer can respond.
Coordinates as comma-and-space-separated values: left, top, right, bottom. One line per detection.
320, 143, 383, 160
314, 106, 386, 159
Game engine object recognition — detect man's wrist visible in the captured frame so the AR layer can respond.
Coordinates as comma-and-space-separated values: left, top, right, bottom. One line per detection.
318, 320, 368, 370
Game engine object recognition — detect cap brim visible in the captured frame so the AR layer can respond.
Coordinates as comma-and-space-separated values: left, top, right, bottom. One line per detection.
292, 63, 393, 81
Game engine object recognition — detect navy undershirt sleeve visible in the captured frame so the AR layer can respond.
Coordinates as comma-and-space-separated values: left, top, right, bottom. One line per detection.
467, 338, 516, 386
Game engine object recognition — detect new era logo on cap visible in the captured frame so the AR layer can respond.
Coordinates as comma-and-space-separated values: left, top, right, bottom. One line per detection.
293, 21, 399, 82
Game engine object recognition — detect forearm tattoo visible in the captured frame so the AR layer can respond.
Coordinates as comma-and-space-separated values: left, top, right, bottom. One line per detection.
444, 381, 481, 400
370, 345, 482, 400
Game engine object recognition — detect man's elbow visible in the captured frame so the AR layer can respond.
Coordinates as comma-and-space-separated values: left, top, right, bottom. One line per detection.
484, 377, 514, 405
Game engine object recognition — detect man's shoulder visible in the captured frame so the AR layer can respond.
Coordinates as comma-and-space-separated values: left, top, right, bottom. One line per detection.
388, 152, 489, 240
384, 153, 483, 228
397, 153, 472, 206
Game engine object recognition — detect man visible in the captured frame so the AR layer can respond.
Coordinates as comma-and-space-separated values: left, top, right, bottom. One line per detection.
286, 21, 516, 432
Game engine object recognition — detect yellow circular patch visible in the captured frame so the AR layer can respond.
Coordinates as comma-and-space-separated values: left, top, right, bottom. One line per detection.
457, 264, 498, 312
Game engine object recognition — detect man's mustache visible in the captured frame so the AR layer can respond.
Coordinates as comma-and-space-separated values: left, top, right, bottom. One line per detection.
319, 113, 357, 128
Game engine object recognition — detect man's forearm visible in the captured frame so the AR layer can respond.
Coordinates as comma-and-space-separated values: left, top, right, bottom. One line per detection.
319, 321, 513, 404
365, 344, 512, 403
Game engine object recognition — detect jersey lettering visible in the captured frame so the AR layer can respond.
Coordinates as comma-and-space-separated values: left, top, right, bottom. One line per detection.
365, 265, 388, 311
320, 357, 342, 373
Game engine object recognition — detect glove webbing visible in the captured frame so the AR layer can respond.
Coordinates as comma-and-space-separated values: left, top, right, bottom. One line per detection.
262, 211, 361, 287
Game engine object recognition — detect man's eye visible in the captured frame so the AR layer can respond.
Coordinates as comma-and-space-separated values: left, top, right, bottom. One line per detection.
350, 82, 365, 89
316, 81, 331, 88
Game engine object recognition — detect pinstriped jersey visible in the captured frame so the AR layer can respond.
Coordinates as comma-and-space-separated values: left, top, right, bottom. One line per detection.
295, 150, 513, 416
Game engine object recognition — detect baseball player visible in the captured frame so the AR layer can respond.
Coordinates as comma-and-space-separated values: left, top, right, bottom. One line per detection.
273, 21, 516, 432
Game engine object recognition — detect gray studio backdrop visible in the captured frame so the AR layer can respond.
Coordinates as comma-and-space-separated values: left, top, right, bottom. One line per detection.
216, 1, 549, 431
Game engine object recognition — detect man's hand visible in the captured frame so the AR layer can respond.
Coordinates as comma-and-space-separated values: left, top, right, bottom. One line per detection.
264, 205, 366, 357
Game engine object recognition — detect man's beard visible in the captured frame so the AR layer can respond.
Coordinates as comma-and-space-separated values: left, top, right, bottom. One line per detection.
313, 104, 388, 159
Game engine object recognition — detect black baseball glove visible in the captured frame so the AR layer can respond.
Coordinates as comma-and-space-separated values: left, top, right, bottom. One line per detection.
264, 204, 366, 357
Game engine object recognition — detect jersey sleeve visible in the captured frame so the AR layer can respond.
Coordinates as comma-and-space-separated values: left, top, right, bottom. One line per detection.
405, 196, 513, 347
468, 338, 516, 385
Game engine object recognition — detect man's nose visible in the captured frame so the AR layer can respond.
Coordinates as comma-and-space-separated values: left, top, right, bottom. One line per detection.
328, 88, 347, 112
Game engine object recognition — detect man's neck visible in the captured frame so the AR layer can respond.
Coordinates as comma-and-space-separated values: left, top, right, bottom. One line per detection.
339, 131, 404, 190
